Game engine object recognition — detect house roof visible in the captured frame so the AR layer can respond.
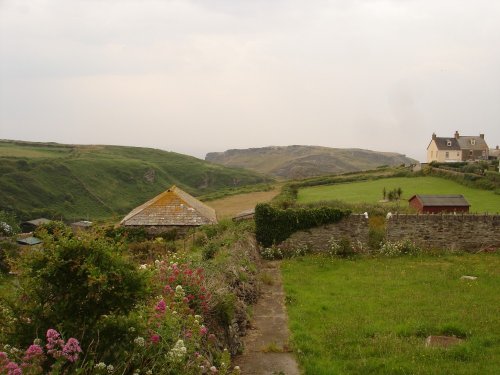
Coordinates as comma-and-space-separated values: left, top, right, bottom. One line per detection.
232, 209, 255, 221
16, 236, 43, 246
409, 195, 470, 207
22, 218, 51, 226
120, 186, 217, 227
457, 136, 489, 151
430, 138, 461, 151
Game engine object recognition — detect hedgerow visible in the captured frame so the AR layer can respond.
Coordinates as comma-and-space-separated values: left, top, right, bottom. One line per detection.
255, 203, 350, 247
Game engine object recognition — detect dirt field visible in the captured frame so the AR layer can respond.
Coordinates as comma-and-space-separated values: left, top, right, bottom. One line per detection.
207, 186, 281, 219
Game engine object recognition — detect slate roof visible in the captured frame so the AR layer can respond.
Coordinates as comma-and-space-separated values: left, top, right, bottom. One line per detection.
431, 138, 461, 151
232, 209, 255, 221
22, 218, 51, 226
456, 136, 489, 151
17, 236, 43, 246
409, 195, 470, 207
121, 186, 217, 227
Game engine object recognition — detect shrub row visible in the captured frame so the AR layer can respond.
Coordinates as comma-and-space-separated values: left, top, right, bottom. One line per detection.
255, 203, 350, 247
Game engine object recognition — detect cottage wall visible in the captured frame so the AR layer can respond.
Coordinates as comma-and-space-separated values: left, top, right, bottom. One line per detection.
282, 214, 499, 252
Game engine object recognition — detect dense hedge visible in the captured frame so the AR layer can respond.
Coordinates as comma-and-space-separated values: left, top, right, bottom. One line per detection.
255, 203, 350, 247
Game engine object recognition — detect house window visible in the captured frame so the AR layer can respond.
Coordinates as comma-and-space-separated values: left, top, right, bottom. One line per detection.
445, 151, 449, 159
469, 150, 473, 157
471, 139, 476, 145
457, 152, 460, 157
447, 140, 452, 146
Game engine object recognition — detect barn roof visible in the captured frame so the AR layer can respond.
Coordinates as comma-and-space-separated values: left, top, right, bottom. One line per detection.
409, 195, 470, 207
457, 136, 489, 151
120, 186, 217, 227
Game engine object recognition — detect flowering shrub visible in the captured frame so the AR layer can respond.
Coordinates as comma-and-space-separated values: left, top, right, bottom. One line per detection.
0, 329, 81, 374
154, 260, 211, 315
260, 243, 310, 260
327, 237, 356, 258
379, 239, 421, 257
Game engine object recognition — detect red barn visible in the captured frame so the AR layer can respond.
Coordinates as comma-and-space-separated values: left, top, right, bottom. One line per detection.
408, 195, 470, 213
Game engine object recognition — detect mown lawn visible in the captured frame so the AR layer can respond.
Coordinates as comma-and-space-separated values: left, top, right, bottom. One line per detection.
281, 254, 500, 374
297, 176, 500, 213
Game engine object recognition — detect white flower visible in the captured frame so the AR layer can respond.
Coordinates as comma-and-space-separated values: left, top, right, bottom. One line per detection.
107, 364, 114, 373
146, 371, 153, 375
139, 264, 147, 270
95, 362, 107, 370
134, 337, 145, 347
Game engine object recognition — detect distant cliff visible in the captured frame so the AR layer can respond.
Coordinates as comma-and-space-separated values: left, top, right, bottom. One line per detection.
206, 145, 417, 179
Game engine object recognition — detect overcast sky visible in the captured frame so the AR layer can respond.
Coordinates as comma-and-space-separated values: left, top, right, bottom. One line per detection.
1, 0, 499, 162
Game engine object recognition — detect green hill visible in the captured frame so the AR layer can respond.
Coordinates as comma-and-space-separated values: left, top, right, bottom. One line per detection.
0, 140, 271, 221
206, 145, 417, 179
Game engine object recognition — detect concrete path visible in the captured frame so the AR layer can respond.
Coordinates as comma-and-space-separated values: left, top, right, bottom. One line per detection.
233, 261, 301, 375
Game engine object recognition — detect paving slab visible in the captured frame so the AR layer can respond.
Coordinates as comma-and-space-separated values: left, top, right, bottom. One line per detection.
233, 261, 301, 375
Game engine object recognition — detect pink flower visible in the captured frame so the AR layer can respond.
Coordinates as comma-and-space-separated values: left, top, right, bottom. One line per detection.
0, 351, 8, 363
62, 338, 82, 363
23, 344, 43, 361
185, 330, 192, 339
151, 334, 160, 344
200, 326, 208, 336
46, 329, 65, 358
155, 299, 166, 313
5, 362, 22, 375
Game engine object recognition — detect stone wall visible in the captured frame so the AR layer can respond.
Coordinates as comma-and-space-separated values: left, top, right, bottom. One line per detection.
386, 213, 499, 251
281, 213, 499, 252
282, 214, 370, 251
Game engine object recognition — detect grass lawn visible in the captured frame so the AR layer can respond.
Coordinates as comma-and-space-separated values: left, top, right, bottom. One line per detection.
281, 254, 500, 375
297, 176, 500, 213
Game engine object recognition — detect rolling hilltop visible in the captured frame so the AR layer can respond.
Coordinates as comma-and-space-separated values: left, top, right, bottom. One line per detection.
206, 145, 417, 179
0, 140, 270, 220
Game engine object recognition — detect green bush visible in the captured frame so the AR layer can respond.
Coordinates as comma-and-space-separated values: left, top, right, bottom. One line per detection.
10, 227, 148, 353
367, 216, 386, 250
0, 210, 20, 236
202, 242, 219, 260
379, 239, 421, 257
255, 203, 350, 247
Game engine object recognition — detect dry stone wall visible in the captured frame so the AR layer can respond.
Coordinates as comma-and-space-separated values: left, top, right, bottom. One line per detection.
282, 213, 499, 252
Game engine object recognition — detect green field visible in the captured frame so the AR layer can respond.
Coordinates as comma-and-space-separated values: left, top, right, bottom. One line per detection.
282, 254, 500, 374
0, 140, 271, 221
297, 176, 500, 213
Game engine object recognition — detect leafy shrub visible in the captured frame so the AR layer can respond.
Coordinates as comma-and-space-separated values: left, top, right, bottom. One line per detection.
0, 210, 20, 236
10, 228, 148, 353
202, 242, 219, 260
379, 239, 421, 256
368, 216, 386, 250
0, 240, 18, 274
260, 246, 284, 260
255, 203, 350, 247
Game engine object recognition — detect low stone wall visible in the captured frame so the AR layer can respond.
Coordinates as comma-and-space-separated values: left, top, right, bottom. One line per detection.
386, 213, 499, 251
282, 214, 370, 251
281, 213, 499, 252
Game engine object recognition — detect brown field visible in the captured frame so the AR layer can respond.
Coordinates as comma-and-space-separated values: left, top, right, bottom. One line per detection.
208, 186, 281, 219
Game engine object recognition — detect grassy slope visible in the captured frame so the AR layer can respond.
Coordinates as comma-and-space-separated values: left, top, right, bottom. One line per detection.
282, 254, 500, 375
297, 176, 500, 213
0, 140, 271, 220
206, 146, 417, 179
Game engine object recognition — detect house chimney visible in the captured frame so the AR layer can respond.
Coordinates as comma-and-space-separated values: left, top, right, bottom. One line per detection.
479, 133, 484, 139
497, 145, 499, 150
432, 133, 436, 140
454, 131, 459, 139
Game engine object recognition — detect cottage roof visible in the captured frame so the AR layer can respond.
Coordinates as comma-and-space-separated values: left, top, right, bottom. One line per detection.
457, 136, 488, 151
22, 218, 51, 226
16, 236, 43, 246
409, 195, 470, 207
430, 137, 461, 151
120, 186, 217, 227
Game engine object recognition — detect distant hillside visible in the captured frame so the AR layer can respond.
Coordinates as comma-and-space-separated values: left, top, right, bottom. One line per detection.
206, 145, 417, 179
0, 140, 271, 221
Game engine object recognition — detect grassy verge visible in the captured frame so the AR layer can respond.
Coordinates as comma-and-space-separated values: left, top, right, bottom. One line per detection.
297, 176, 500, 213
281, 254, 500, 374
